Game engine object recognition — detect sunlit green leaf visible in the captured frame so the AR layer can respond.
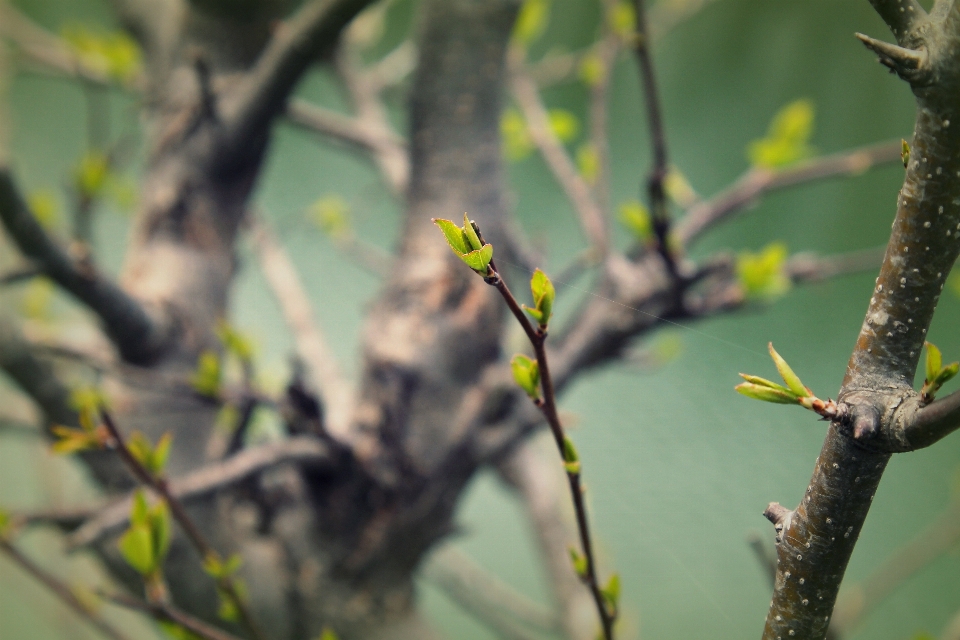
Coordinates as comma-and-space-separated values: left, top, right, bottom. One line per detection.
548, 109, 579, 143
74, 150, 111, 198
501, 108, 533, 161
577, 143, 600, 185
608, 2, 636, 40
511, 354, 540, 399
317, 628, 340, 640
62, 25, 142, 83
433, 218, 470, 255
512, 0, 550, 46
736, 242, 790, 300
308, 195, 351, 240
119, 522, 155, 575
578, 52, 605, 87
925, 341, 942, 384
191, 350, 222, 398
569, 547, 587, 578
748, 99, 815, 169
768, 343, 807, 397
562, 436, 580, 474
462, 213, 483, 251
619, 200, 651, 243
734, 382, 798, 404
28, 190, 60, 230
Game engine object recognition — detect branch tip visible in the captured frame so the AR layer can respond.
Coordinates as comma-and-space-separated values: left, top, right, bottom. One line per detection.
763, 502, 791, 527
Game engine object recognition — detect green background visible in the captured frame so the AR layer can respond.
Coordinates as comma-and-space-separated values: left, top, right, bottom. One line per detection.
2, 0, 959, 639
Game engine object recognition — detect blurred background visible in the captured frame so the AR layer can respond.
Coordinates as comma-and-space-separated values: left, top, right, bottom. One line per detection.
1, 0, 958, 638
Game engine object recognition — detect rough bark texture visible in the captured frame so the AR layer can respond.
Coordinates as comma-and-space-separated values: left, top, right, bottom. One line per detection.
763, 3, 960, 638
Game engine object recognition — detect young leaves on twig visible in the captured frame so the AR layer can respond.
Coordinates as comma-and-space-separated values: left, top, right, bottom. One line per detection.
562, 435, 580, 475
52, 388, 111, 454
920, 341, 959, 404
432, 213, 494, 276
118, 490, 171, 587
126, 432, 172, 479
522, 268, 555, 329
511, 354, 541, 400
736, 343, 839, 418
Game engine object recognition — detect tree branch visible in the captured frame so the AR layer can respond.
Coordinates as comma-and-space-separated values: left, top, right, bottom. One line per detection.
761, 6, 960, 637
633, 0, 676, 274
98, 590, 244, 640
676, 140, 902, 247
0, 170, 169, 364
423, 545, 558, 640
223, 0, 375, 160
867, 0, 927, 41
0, 539, 132, 640
509, 71, 608, 256
497, 439, 596, 640
248, 215, 354, 438
67, 435, 331, 549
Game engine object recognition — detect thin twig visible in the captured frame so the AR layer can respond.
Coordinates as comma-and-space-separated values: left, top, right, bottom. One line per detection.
632, 0, 676, 276
0, 539, 132, 640
68, 436, 330, 549
0, 264, 40, 285
676, 140, 902, 247
423, 545, 559, 640
98, 589, 244, 640
98, 409, 266, 640
487, 259, 615, 640
0, 170, 168, 363
510, 71, 608, 256
248, 215, 354, 438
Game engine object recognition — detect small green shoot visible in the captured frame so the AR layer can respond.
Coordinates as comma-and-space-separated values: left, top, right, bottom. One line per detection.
569, 547, 588, 579
432, 214, 494, 276
511, 354, 541, 400
619, 200, 652, 244
118, 490, 171, 579
737, 242, 790, 301
562, 435, 581, 475
921, 341, 958, 404
191, 350, 222, 398
522, 268, 555, 329
748, 99, 815, 169
736, 343, 838, 417
126, 431, 173, 478
901, 139, 911, 168
600, 573, 620, 617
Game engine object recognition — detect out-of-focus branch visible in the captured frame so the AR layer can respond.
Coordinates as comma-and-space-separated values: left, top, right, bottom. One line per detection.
99, 590, 244, 640
0, 264, 40, 285
497, 439, 596, 640
0, 316, 77, 430
0, 170, 169, 364
943, 608, 960, 640
633, 0, 676, 275
67, 435, 330, 549
0, 539, 132, 640
829, 496, 960, 637
248, 215, 354, 437
223, 0, 374, 160
423, 545, 558, 640
0, 3, 116, 87
334, 46, 410, 197
785, 246, 887, 284
510, 71, 607, 256
676, 140, 902, 247
586, 1, 623, 221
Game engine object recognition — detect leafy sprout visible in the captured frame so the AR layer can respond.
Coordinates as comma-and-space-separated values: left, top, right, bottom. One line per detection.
748, 99, 815, 169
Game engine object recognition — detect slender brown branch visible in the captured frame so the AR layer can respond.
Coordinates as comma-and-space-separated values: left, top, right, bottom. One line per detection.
98, 409, 266, 640
67, 435, 330, 548
248, 215, 354, 437
677, 140, 902, 247
423, 545, 558, 640
762, 6, 960, 637
0, 170, 168, 363
867, 0, 927, 41
0, 539, 132, 640
496, 438, 595, 639
223, 0, 374, 161
632, 0, 676, 275
0, 264, 40, 285
487, 263, 615, 640
98, 590, 244, 640
335, 45, 410, 197
509, 71, 608, 256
